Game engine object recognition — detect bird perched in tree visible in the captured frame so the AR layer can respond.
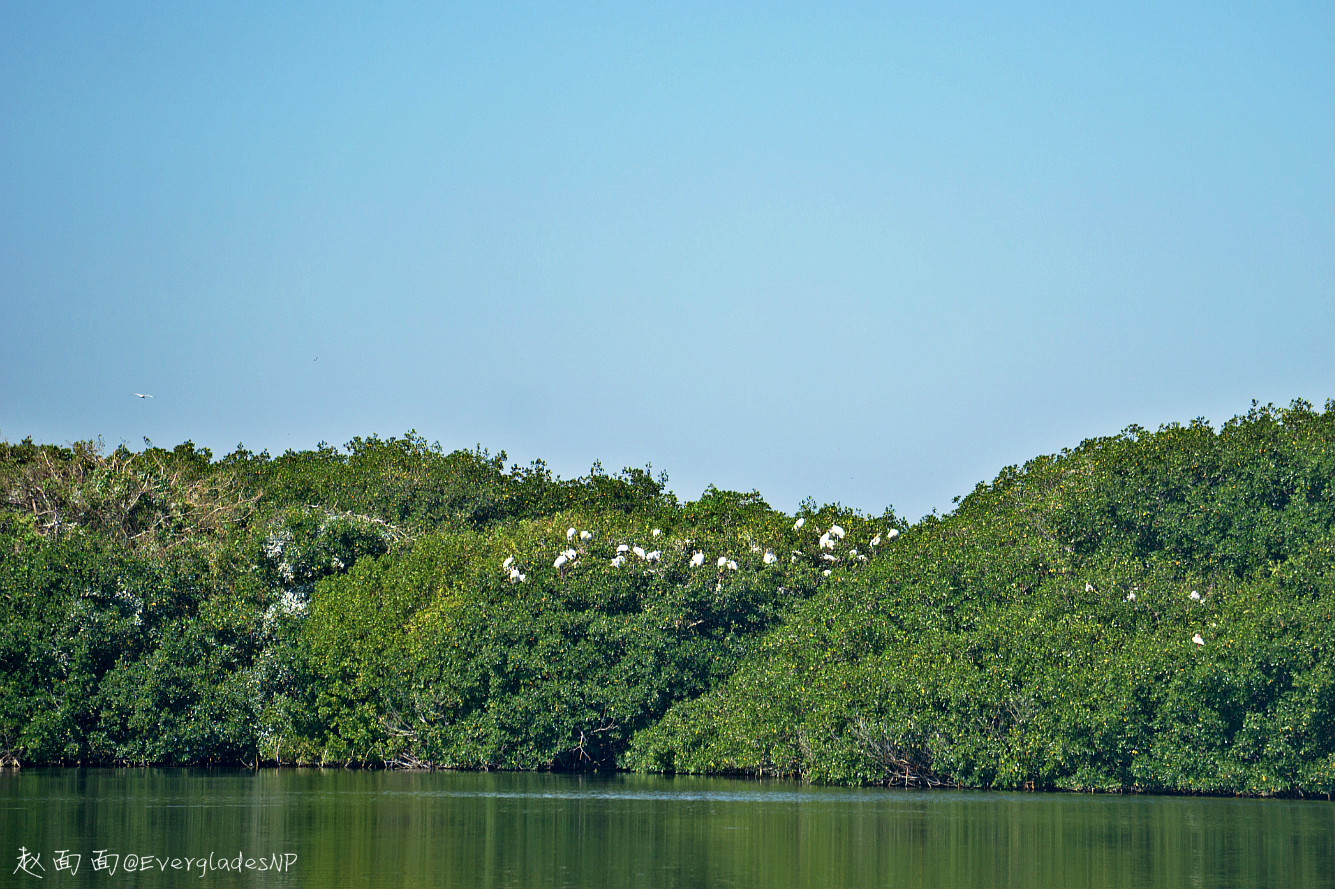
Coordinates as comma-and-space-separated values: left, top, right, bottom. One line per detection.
793, 517, 806, 531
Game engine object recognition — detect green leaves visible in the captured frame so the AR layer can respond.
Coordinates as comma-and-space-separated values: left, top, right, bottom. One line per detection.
2, 400, 1334, 795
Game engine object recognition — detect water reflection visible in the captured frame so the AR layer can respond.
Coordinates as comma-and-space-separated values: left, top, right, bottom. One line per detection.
2, 769, 1331, 888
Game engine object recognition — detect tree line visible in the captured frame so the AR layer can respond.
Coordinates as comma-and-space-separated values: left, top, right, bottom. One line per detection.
2, 402, 1333, 796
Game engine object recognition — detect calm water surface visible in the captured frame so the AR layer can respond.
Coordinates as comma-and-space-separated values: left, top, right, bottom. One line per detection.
1, 769, 1331, 888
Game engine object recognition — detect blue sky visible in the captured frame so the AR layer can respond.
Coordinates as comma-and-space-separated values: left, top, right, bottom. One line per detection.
3, 2, 1332, 519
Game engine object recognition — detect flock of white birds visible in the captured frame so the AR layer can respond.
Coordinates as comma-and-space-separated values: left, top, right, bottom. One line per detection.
500, 521, 1210, 647
499, 520, 901, 585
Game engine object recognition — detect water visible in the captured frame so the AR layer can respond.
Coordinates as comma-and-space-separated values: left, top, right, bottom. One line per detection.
1, 769, 1331, 888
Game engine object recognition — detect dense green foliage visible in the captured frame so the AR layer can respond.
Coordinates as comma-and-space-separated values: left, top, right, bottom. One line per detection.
2, 403, 1334, 796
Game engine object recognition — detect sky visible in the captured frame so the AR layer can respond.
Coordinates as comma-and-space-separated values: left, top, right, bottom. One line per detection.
2, 1, 1332, 520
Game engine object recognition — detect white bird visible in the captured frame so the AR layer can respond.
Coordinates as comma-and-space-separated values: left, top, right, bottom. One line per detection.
1189, 591, 1201, 601
646, 550, 661, 563
503, 556, 515, 570
554, 555, 569, 570
848, 549, 858, 558
133, 393, 153, 399
822, 569, 832, 577
611, 555, 626, 568
690, 552, 706, 567
617, 544, 630, 554
562, 548, 578, 560
822, 553, 839, 562
887, 529, 899, 540
517, 573, 527, 583
580, 530, 593, 543
717, 556, 729, 568
870, 535, 881, 547
633, 546, 646, 559
726, 560, 738, 571
763, 551, 776, 565
830, 525, 846, 540
508, 568, 522, 582
566, 527, 577, 541
1192, 634, 1205, 646
819, 533, 834, 551
1126, 592, 1137, 602
793, 517, 805, 531
652, 528, 662, 537
1085, 582, 1094, 592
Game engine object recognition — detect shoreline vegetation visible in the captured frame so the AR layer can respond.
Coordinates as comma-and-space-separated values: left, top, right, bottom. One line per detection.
2, 400, 1334, 798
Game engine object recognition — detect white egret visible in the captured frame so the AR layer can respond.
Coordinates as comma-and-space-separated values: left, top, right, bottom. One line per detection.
763, 551, 776, 565
652, 528, 662, 537
562, 548, 578, 560
830, 525, 846, 539
566, 527, 577, 541
1189, 591, 1200, 601
793, 517, 805, 531
870, 535, 881, 547
633, 546, 646, 559
819, 533, 833, 550
717, 556, 728, 568
727, 560, 738, 571
611, 555, 626, 568
1126, 592, 1137, 602
133, 393, 153, 399
503, 556, 515, 570
887, 529, 899, 539
617, 544, 630, 554
554, 555, 569, 569
822, 569, 832, 577
580, 530, 593, 543
690, 552, 706, 567
646, 551, 661, 563
1085, 582, 1094, 592
821, 553, 839, 562
1192, 634, 1205, 646
508, 568, 522, 582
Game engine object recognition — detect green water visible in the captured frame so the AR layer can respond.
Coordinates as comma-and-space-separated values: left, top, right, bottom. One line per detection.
1, 769, 1331, 888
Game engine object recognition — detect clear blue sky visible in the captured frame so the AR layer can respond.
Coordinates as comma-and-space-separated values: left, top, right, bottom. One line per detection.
3, 2, 1332, 519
